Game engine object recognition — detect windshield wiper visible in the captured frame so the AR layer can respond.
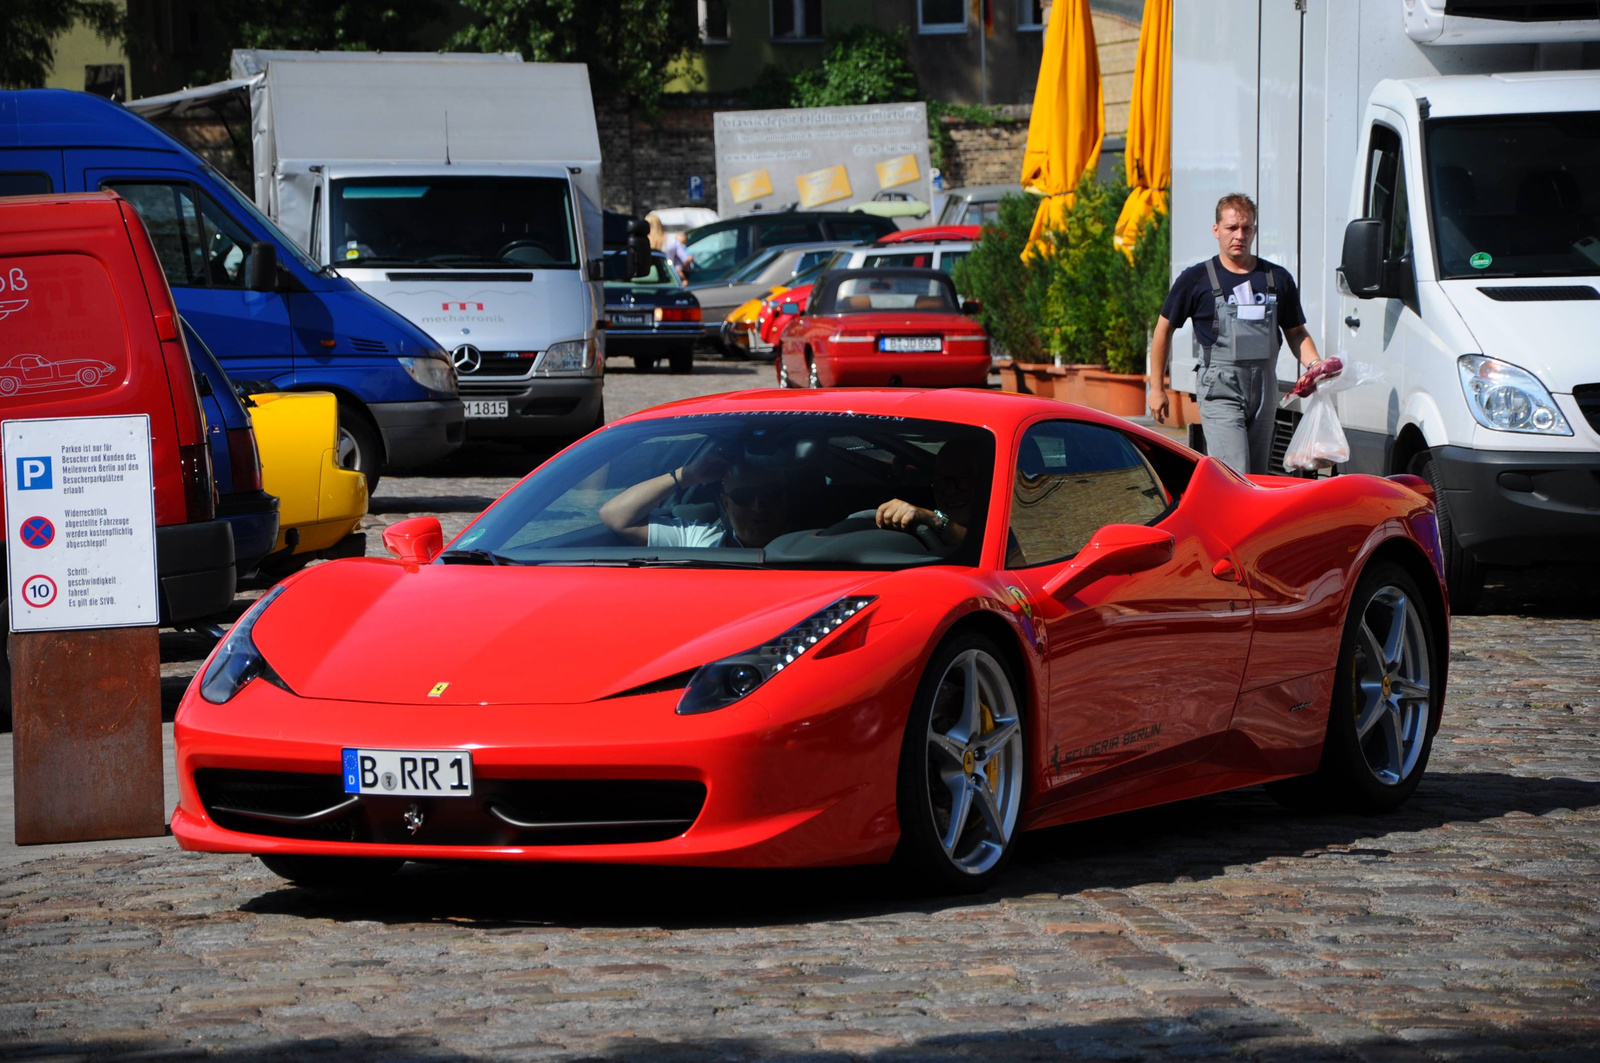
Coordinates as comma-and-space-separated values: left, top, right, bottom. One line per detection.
531, 556, 765, 569
341, 256, 429, 268
438, 549, 515, 566
427, 255, 526, 268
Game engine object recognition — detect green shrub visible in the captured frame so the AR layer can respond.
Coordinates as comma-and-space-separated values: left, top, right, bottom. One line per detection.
957, 173, 1169, 374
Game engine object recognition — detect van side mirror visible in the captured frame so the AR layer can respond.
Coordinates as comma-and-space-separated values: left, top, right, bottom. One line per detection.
627, 218, 652, 280
587, 259, 604, 281
1339, 219, 1387, 298
245, 241, 278, 292
382, 515, 444, 565
1042, 524, 1175, 601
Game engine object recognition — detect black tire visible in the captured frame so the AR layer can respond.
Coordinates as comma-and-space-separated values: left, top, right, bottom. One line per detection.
258, 854, 404, 888
894, 631, 1025, 893
1266, 561, 1441, 813
633, 354, 658, 372
1414, 453, 1483, 613
336, 401, 383, 495
668, 347, 694, 374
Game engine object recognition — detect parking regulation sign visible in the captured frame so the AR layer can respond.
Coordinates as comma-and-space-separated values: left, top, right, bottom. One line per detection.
4, 415, 159, 631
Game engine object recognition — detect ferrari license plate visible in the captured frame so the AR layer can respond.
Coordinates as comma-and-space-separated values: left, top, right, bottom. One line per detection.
342, 748, 474, 797
611, 312, 650, 326
879, 336, 942, 353
463, 399, 508, 419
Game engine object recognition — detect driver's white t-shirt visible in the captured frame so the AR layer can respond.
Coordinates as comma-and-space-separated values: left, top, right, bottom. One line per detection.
646, 516, 726, 548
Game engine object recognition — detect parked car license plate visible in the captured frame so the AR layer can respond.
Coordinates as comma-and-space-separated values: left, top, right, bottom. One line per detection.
879, 336, 942, 353
342, 748, 474, 797
611, 312, 650, 326
463, 399, 509, 419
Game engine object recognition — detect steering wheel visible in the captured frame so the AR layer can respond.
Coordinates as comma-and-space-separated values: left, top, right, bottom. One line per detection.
830, 509, 941, 552
497, 239, 553, 259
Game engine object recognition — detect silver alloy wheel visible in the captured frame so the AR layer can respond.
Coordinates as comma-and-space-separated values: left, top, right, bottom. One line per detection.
1350, 585, 1431, 786
336, 424, 360, 471
923, 648, 1023, 876
808, 358, 821, 389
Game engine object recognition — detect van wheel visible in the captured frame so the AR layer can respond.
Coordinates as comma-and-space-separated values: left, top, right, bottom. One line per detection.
668, 347, 694, 374
337, 402, 382, 495
633, 355, 657, 372
1413, 453, 1482, 613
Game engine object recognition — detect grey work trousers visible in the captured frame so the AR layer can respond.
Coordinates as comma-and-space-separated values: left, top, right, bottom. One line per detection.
1198, 360, 1275, 475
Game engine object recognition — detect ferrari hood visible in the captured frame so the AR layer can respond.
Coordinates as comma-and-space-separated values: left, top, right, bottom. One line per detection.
251, 560, 890, 706
1440, 278, 1600, 392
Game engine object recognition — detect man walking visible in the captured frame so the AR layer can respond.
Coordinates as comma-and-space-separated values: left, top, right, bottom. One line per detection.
1147, 194, 1324, 474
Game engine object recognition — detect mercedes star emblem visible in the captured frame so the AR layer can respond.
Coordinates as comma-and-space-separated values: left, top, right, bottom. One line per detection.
452, 344, 483, 374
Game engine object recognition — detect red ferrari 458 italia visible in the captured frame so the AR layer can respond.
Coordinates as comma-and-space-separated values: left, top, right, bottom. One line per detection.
175, 389, 1448, 891
777, 269, 990, 389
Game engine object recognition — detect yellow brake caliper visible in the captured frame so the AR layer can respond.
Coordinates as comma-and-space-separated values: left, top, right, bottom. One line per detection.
980, 700, 1000, 790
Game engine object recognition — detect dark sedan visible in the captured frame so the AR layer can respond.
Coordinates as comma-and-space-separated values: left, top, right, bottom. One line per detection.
604, 251, 702, 373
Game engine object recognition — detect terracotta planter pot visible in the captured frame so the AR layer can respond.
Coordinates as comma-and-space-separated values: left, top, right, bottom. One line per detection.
1002, 362, 1113, 406
1166, 388, 1200, 428
1082, 370, 1148, 417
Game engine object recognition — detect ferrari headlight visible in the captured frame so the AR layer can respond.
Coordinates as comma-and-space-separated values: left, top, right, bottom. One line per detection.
538, 337, 599, 375
199, 585, 290, 704
399, 355, 458, 397
676, 596, 877, 716
1458, 355, 1571, 435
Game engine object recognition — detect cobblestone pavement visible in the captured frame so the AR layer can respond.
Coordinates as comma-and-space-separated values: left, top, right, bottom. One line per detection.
5, 353, 1599, 1061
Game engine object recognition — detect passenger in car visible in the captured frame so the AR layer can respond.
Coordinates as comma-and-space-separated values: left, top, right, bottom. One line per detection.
875, 437, 986, 551
599, 449, 794, 548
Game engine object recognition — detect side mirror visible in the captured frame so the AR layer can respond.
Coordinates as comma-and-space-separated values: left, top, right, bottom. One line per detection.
1339, 218, 1386, 298
587, 259, 604, 281
627, 217, 652, 279
1043, 524, 1175, 601
962, 298, 982, 315
193, 371, 214, 398
382, 515, 444, 565
245, 241, 278, 292
780, 301, 800, 315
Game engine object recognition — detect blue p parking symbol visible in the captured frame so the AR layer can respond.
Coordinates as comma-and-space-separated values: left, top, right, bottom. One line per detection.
16, 456, 52, 491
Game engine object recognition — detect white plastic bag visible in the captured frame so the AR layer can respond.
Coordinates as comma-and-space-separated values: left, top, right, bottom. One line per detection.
1282, 360, 1383, 473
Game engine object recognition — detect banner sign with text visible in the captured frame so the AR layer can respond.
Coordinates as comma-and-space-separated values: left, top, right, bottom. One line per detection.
712, 103, 931, 216
4, 415, 159, 631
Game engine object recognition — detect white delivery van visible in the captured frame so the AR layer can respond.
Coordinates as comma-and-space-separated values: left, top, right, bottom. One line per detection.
137, 51, 607, 441
1170, 0, 1600, 608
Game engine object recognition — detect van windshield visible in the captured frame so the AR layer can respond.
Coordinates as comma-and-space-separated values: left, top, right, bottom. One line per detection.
1425, 111, 1600, 279
330, 176, 577, 269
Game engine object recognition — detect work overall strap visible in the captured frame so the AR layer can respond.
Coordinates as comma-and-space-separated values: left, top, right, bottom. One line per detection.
1199, 258, 1230, 370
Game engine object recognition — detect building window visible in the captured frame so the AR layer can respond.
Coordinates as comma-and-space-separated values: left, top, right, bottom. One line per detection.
700, 0, 729, 42
919, 0, 968, 34
1019, 0, 1046, 31
771, 0, 822, 40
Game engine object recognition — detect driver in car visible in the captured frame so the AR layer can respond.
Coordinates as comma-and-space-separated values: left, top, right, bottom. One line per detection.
599, 449, 792, 549
875, 437, 985, 550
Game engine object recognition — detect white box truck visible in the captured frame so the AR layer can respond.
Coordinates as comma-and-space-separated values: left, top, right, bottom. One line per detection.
1170, 0, 1600, 608
135, 51, 607, 441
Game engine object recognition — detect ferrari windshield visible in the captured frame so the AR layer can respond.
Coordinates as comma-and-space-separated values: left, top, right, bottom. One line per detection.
330, 176, 577, 269
445, 412, 995, 569
1425, 112, 1600, 278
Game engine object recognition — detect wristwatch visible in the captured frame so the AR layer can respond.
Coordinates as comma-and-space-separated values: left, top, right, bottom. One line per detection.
930, 509, 951, 531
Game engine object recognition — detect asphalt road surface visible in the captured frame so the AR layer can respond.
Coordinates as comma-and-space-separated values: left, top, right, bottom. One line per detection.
4, 352, 1598, 1062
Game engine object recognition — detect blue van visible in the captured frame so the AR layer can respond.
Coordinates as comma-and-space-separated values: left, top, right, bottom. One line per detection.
0, 90, 464, 492
184, 320, 279, 578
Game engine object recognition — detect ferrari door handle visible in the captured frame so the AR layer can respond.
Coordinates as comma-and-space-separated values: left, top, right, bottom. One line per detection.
1344, 315, 1361, 329
1211, 558, 1240, 582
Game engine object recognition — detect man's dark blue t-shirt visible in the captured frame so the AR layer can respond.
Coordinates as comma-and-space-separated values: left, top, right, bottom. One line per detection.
1160, 256, 1306, 349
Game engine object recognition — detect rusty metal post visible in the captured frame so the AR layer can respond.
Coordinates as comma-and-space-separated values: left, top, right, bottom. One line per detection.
10, 626, 164, 844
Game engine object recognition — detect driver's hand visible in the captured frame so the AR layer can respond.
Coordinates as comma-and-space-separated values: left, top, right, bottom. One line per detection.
1147, 384, 1169, 424
876, 498, 924, 531
681, 448, 730, 486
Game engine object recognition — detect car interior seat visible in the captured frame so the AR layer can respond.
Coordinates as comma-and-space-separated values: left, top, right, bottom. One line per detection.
913, 295, 946, 310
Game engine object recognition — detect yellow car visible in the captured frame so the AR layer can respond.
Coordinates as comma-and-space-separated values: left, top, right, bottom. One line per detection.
719, 285, 788, 355
247, 390, 368, 567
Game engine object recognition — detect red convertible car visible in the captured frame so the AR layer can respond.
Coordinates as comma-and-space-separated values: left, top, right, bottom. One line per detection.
777, 269, 990, 389
174, 389, 1447, 891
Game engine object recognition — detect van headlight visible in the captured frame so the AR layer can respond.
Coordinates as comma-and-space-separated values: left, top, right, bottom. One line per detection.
1457, 356, 1571, 435
537, 337, 599, 375
199, 585, 291, 704
676, 597, 876, 715
399, 356, 458, 397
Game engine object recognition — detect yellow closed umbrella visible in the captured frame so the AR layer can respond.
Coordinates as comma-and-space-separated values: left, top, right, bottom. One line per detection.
1114, 0, 1172, 257
1020, 0, 1103, 260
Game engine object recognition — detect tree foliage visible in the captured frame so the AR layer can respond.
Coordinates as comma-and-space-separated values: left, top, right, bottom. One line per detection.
215, 0, 446, 54
451, 0, 700, 113
750, 25, 918, 110
0, 0, 123, 89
